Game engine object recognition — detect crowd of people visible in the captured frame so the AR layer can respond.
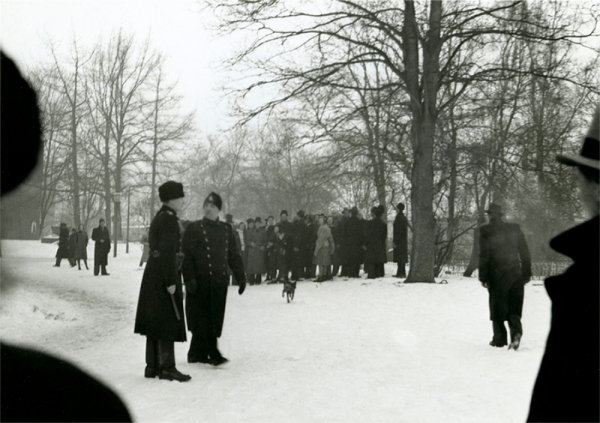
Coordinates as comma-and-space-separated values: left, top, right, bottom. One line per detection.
53, 219, 111, 275
224, 203, 409, 285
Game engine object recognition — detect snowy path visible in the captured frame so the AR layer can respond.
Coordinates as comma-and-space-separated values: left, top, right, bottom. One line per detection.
1, 241, 552, 422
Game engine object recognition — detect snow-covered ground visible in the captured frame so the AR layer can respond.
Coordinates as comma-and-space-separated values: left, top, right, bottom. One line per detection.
1, 240, 553, 423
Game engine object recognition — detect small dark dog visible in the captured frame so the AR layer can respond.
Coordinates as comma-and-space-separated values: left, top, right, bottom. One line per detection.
282, 280, 296, 302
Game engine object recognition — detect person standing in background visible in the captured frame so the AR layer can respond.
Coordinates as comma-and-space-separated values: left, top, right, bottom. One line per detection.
75, 224, 89, 270
139, 227, 150, 268
393, 203, 408, 278
91, 219, 111, 276
53, 223, 70, 267
364, 205, 387, 279
527, 104, 599, 423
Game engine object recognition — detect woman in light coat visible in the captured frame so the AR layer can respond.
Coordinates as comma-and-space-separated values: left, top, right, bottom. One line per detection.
314, 215, 335, 282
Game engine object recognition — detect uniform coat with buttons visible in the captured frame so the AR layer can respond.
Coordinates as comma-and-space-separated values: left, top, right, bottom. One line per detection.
182, 217, 246, 338
134, 205, 186, 342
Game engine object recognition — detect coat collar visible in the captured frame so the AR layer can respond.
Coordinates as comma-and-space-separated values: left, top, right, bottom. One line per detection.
158, 205, 177, 216
550, 215, 599, 262
202, 216, 219, 226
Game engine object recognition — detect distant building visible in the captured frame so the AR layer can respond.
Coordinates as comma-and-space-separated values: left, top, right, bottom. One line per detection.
1, 163, 42, 240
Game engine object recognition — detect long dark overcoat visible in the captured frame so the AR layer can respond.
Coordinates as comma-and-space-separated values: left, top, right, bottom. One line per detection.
330, 221, 343, 266
278, 219, 294, 267
134, 205, 186, 342
393, 212, 408, 264
91, 226, 111, 266
55, 227, 70, 259
265, 225, 278, 274
527, 215, 599, 423
74, 230, 88, 260
342, 216, 365, 265
478, 219, 531, 321
68, 232, 77, 259
182, 217, 246, 338
364, 218, 387, 265
291, 219, 306, 270
246, 227, 266, 275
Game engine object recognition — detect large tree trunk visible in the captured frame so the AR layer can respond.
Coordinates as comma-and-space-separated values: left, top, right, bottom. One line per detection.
402, 0, 441, 283
70, 73, 82, 228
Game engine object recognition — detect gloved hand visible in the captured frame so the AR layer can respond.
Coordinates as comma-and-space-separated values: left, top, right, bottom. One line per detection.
167, 285, 176, 295
238, 280, 246, 295
185, 280, 198, 295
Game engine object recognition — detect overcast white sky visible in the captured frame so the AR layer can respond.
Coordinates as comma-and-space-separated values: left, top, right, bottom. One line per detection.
0, 0, 241, 134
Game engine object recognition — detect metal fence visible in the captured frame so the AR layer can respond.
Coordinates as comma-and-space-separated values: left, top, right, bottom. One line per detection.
441, 260, 572, 280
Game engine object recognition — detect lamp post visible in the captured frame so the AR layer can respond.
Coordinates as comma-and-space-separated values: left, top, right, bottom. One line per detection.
126, 186, 131, 254
113, 191, 122, 258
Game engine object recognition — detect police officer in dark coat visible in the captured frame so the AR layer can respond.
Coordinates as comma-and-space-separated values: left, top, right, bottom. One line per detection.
527, 104, 599, 423
53, 222, 70, 267
343, 207, 365, 278
91, 218, 111, 276
364, 205, 387, 279
478, 203, 531, 349
393, 203, 408, 278
182, 192, 247, 366
134, 181, 190, 382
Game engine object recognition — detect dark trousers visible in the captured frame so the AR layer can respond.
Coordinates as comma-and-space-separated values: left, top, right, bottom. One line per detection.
492, 316, 522, 346
77, 259, 89, 270
366, 263, 384, 279
146, 338, 176, 371
347, 264, 360, 278
396, 263, 406, 278
250, 274, 262, 285
94, 264, 108, 276
55, 257, 75, 267
188, 332, 221, 360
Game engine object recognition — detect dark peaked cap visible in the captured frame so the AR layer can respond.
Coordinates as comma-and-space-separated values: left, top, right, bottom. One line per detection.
204, 192, 223, 210
158, 181, 184, 202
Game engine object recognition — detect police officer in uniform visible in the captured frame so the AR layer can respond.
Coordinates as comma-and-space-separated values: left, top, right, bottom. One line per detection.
134, 181, 190, 382
478, 203, 531, 349
182, 192, 247, 366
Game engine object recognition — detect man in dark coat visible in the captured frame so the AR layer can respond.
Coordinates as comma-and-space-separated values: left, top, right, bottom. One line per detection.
527, 104, 599, 423
134, 181, 190, 382
478, 203, 531, 349
305, 214, 319, 278
91, 219, 111, 276
338, 208, 350, 277
364, 205, 387, 279
393, 203, 408, 278
290, 210, 307, 281
343, 207, 365, 278
182, 192, 247, 366
278, 210, 294, 278
53, 222, 70, 267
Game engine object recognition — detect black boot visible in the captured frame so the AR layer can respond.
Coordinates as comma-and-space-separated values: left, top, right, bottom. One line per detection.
158, 340, 190, 382
145, 338, 159, 378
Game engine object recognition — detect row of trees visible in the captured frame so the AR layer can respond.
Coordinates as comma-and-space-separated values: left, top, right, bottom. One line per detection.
30, 31, 193, 238
200, 0, 600, 281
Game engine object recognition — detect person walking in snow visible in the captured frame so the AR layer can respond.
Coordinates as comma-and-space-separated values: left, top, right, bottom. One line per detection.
91, 219, 111, 276
53, 223, 70, 267
182, 192, 246, 366
478, 203, 531, 350
527, 104, 599, 423
134, 181, 190, 382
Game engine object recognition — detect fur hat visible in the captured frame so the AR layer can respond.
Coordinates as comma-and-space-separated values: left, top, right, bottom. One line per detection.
159, 181, 185, 202
556, 103, 599, 170
203, 192, 222, 210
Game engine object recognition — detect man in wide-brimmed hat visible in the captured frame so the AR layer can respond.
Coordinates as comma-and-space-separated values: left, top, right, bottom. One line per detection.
478, 202, 532, 350
527, 104, 599, 423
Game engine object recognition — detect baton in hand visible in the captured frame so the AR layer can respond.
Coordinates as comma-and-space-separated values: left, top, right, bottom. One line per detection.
169, 294, 181, 321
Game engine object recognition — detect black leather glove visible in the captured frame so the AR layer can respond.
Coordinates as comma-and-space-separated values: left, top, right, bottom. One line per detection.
238, 280, 246, 295
185, 280, 198, 295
